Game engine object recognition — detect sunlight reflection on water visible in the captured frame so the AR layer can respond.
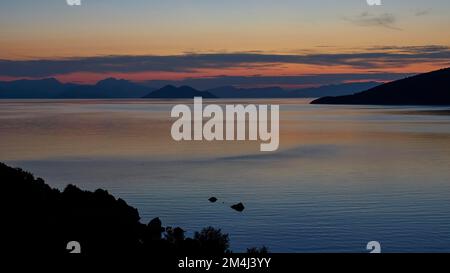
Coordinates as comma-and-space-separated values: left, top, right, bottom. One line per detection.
1, 99, 450, 252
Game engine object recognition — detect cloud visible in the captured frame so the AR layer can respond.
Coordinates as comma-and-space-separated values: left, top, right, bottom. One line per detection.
415, 9, 431, 17
0, 45, 449, 78
368, 45, 449, 54
345, 12, 401, 30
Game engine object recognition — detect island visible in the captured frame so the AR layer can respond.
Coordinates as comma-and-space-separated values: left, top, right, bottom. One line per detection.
143, 85, 217, 99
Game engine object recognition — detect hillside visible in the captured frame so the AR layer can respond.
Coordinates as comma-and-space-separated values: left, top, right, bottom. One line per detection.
1, 162, 232, 256
312, 68, 450, 105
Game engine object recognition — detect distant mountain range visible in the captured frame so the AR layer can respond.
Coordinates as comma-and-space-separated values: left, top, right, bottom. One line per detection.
0, 78, 154, 99
0, 78, 68, 98
204, 82, 380, 98
312, 68, 450, 105
206, 86, 288, 98
143, 85, 216, 99
59, 78, 154, 98
287, 82, 380, 98
0, 77, 381, 99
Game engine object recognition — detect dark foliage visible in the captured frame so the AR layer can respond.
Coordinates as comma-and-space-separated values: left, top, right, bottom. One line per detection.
1, 162, 230, 256
247, 246, 269, 254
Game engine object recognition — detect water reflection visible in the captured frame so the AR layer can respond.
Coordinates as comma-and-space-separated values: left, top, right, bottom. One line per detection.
1, 99, 450, 252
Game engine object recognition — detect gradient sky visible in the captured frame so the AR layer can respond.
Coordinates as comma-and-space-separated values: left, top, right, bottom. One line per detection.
1, 0, 450, 87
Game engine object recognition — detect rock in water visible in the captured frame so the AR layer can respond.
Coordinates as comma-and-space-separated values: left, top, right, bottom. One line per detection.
231, 202, 245, 212
208, 197, 218, 203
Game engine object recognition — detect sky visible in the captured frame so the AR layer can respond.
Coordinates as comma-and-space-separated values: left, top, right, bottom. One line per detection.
1, 0, 450, 88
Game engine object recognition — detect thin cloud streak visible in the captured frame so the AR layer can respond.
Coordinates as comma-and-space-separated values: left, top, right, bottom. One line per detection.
0, 46, 449, 78
344, 12, 401, 30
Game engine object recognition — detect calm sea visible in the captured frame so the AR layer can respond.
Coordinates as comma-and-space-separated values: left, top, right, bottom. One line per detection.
1, 99, 450, 252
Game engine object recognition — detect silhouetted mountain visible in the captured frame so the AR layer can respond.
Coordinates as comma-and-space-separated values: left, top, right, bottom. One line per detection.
58, 78, 154, 98
311, 68, 450, 105
0, 78, 155, 99
0, 78, 381, 99
207, 86, 288, 98
289, 82, 381, 98
144, 85, 216, 98
2, 162, 237, 256
0, 78, 67, 98
206, 82, 380, 98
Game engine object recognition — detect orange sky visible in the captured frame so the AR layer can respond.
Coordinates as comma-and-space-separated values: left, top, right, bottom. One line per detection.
1, 1, 449, 85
